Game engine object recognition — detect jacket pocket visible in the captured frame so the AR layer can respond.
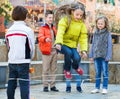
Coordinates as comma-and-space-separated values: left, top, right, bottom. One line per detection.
39, 42, 51, 55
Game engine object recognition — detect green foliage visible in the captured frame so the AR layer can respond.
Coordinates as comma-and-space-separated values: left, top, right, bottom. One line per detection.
111, 21, 120, 33
0, 0, 13, 21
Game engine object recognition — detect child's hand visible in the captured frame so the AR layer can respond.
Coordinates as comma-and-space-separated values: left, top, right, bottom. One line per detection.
45, 38, 51, 42
55, 44, 61, 51
89, 58, 94, 63
81, 51, 87, 59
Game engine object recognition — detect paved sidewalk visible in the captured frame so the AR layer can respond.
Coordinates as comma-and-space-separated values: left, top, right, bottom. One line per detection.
0, 82, 120, 99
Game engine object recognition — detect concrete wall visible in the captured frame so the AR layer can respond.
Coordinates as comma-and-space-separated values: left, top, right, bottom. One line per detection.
0, 45, 8, 62
109, 44, 120, 84
1, 44, 120, 85
0, 44, 64, 86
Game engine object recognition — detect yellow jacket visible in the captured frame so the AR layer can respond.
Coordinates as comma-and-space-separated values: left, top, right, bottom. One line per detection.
55, 16, 88, 51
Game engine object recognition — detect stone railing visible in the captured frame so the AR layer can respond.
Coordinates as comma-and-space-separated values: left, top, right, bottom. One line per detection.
1, 44, 120, 88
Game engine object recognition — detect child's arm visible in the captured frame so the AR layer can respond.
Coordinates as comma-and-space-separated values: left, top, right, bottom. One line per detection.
55, 17, 68, 45
89, 35, 94, 63
79, 23, 88, 52
38, 27, 46, 43
28, 29, 35, 59
89, 38, 94, 57
105, 33, 112, 61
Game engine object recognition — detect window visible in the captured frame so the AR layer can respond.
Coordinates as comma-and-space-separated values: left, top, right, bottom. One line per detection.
97, 0, 115, 6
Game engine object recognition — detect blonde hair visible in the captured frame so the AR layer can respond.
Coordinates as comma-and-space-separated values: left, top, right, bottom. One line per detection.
96, 16, 109, 30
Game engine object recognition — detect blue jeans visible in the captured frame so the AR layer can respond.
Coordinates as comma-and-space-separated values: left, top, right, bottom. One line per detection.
66, 68, 81, 87
7, 63, 30, 99
58, 45, 80, 71
94, 58, 109, 89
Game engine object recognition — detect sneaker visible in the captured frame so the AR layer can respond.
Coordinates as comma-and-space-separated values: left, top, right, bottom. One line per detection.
91, 89, 100, 94
43, 87, 49, 92
66, 87, 71, 93
101, 89, 107, 94
76, 86, 82, 93
64, 70, 72, 79
50, 86, 59, 92
76, 67, 83, 75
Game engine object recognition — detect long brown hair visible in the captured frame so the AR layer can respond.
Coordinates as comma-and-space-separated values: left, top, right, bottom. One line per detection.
54, 2, 86, 28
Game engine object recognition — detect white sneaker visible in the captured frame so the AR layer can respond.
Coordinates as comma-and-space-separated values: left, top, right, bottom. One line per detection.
91, 89, 100, 94
101, 89, 107, 94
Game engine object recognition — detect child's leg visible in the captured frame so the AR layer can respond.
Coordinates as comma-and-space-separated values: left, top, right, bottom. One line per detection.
66, 79, 71, 87
94, 58, 102, 89
71, 48, 83, 75
60, 45, 73, 79
73, 69, 82, 92
102, 60, 108, 89
60, 45, 72, 71
42, 54, 51, 91
71, 48, 80, 70
7, 64, 17, 99
18, 63, 30, 99
91, 58, 102, 94
65, 67, 72, 93
49, 49, 57, 88
66, 79, 71, 93
75, 74, 81, 87
50, 49, 59, 92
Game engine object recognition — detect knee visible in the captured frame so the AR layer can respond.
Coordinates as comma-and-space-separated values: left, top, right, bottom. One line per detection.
96, 72, 101, 77
66, 50, 72, 57
103, 71, 108, 77
74, 56, 80, 62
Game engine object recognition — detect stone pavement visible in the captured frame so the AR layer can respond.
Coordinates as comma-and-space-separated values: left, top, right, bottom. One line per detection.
0, 82, 120, 99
